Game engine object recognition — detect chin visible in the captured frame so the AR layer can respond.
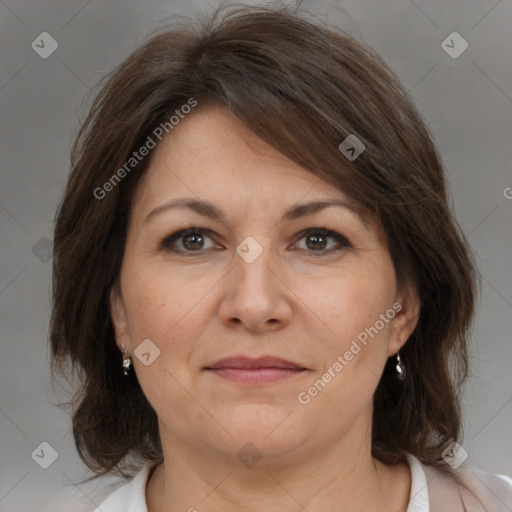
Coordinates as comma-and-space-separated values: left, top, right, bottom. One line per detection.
217, 406, 307, 455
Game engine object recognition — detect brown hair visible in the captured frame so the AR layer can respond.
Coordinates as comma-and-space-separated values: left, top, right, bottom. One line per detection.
50, 4, 477, 479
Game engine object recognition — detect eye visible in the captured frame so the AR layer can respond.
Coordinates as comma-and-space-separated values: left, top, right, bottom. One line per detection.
159, 228, 221, 255
292, 228, 351, 255
158, 226, 351, 256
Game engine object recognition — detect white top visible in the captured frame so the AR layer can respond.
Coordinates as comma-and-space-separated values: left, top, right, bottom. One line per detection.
43, 453, 512, 512
44, 454, 432, 511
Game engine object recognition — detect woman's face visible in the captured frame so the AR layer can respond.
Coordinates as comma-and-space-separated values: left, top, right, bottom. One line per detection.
111, 104, 418, 467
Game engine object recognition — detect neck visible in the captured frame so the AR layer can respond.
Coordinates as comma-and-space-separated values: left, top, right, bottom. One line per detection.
146, 423, 410, 512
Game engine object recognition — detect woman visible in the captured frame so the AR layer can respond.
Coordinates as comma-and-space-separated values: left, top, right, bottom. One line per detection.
47, 4, 512, 511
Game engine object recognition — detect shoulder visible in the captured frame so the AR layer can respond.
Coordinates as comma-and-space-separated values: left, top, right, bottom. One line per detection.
42, 462, 157, 512
419, 459, 512, 512
92, 461, 157, 511
42, 474, 129, 512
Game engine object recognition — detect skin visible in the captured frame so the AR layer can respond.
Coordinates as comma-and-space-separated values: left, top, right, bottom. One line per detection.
110, 104, 420, 512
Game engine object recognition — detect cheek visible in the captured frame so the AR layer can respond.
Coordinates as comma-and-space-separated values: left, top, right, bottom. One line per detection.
295, 265, 396, 399
120, 263, 219, 399
294, 266, 395, 343
121, 259, 210, 337
120, 267, 207, 420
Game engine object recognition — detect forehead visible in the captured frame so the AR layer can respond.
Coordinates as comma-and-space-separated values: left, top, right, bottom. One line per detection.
132, 105, 358, 218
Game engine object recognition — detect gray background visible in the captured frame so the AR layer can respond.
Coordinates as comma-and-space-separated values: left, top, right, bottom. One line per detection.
1, 0, 511, 510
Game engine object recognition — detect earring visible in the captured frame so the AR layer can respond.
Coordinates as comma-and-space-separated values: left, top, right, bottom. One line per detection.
395, 347, 406, 381
120, 344, 132, 376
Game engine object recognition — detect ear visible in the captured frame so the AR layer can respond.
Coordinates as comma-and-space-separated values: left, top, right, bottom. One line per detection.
388, 282, 420, 357
110, 283, 131, 352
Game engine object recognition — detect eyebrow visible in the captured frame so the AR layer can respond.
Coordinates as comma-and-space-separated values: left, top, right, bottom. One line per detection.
143, 197, 367, 226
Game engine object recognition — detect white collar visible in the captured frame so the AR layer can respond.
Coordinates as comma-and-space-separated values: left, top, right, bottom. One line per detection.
95, 454, 429, 512
405, 453, 430, 512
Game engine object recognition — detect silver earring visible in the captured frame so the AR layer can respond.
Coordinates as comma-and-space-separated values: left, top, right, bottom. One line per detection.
395, 347, 406, 381
121, 344, 132, 376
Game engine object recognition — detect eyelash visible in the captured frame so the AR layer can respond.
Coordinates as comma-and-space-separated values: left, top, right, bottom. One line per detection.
158, 226, 352, 257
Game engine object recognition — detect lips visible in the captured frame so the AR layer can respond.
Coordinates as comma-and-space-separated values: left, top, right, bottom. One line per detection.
205, 356, 307, 370
204, 356, 308, 385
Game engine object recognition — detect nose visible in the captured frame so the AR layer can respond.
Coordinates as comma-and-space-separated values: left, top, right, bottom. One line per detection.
218, 241, 293, 332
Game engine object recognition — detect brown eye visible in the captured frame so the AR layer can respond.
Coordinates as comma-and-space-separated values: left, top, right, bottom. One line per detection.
159, 226, 350, 257
293, 228, 351, 254
305, 232, 328, 251
182, 232, 205, 250
159, 228, 219, 254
